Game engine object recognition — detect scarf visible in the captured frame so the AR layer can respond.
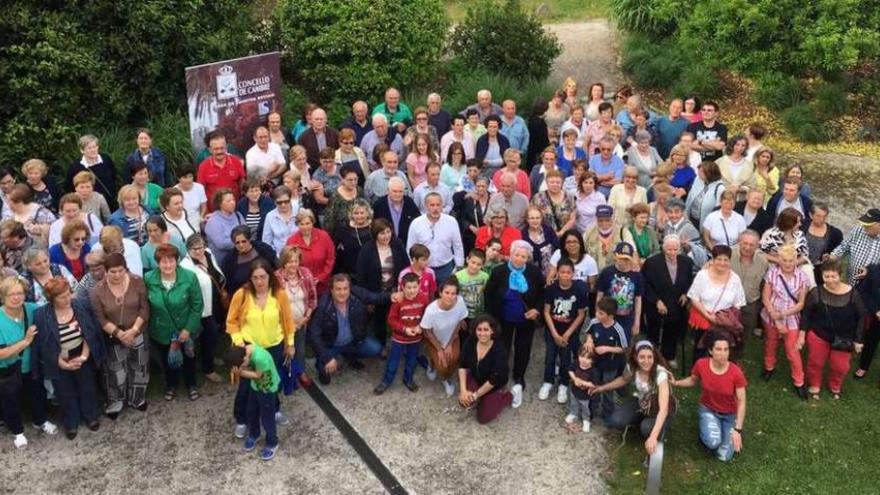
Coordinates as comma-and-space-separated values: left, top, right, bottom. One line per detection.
508, 261, 528, 294
629, 226, 652, 258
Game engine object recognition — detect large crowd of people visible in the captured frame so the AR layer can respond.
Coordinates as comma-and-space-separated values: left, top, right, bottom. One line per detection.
0, 81, 878, 468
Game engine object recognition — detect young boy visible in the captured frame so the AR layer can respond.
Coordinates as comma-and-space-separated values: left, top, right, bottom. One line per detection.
455, 249, 489, 321
399, 243, 437, 300
481, 238, 504, 275
175, 163, 208, 228
226, 344, 281, 461
566, 345, 599, 433
375, 273, 429, 394
459, 159, 481, 193
585, 297, 628, 422
540, 258, 588, 404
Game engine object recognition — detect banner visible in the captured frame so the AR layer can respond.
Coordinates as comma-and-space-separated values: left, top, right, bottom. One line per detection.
185, 52, 283, 156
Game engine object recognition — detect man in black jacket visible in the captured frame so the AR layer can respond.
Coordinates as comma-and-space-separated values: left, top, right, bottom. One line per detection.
308, 274, 393, 385
372, 177, 420, 246
641, 235, 695, 367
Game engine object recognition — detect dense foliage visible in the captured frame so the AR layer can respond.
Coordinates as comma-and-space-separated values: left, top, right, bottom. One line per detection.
449, 0, 562, 83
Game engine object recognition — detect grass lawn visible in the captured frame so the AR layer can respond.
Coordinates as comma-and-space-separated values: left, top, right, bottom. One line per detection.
444, 0, 608, 23
608, 333, 880, 494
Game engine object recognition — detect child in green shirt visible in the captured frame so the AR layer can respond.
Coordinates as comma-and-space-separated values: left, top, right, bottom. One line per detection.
455, 249, 489, 320
226, 344, 280, 461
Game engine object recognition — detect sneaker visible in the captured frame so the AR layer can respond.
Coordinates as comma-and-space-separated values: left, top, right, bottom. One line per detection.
442, 379, 455, 397
404, 381, 419, 392
538, 382, 553, 401
35, 421, 58, 435
582, 420, 591, 433
275, 411, 290, 426
234, 424, 247, 439
564, 414, 578, 424
243, 436, 257, 452
373, 382, 389, 395
261, 445, 278, 461
13, 433, 27, 449
511, 384, 523, 409
557, 385, 569, 404
426, 366, 437, 382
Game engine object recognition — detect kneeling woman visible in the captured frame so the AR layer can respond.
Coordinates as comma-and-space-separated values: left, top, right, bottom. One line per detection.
672, 331, 747, 462
592, 341, 674, 456
458, 315, 513, 424
35, 277, 105, 439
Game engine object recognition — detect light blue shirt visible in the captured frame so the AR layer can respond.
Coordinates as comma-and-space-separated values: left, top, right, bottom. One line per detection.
501, 115, 530, 154
261, 208, 299, 255
589, 154, 625, 198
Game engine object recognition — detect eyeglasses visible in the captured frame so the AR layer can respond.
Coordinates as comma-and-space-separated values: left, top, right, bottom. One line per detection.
599, 147, 613, 152
276, 199, 291, 205
189, 245, 205, 251
340, 140, 354, 145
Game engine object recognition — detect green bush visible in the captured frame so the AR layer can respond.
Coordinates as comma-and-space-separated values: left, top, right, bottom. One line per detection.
147, 111, 197, 173
448, 0, 562, 82
782, 104, 831, 143
814, 82, 850, 118
271, 0, 447, 104
620, 35, 685, 89
670, 65, 719, 99
609, 0, 679, 38
754, 73, 805, 111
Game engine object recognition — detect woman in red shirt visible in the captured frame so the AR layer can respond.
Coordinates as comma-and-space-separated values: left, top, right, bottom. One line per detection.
475, 206, 521, 257
673, 331, 747, 462
286, 209, 335, 295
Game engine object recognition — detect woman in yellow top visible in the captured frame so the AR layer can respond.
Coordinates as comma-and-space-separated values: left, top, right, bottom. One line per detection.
226, 258, 296, 439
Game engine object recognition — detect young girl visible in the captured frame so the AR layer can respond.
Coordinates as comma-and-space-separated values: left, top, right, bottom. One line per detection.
481, 238, 505, 275
406, 134, 438, 188
566, 345, 599, 433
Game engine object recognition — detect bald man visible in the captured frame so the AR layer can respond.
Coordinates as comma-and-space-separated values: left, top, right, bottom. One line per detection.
297, 107, 339, 169
372, 87, 413, 133
487, 172, 529, 229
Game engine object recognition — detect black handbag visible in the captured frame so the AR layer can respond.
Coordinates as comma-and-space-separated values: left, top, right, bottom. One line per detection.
821, 289, 854, 352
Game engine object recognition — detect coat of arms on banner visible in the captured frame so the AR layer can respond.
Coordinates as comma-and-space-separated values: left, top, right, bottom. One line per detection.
216, 65, 238, 100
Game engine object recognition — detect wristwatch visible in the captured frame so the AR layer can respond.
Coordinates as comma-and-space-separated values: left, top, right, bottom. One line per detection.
733, 427, 743, 434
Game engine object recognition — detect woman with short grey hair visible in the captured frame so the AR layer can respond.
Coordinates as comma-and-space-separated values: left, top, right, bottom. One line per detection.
626, 130, 662, 189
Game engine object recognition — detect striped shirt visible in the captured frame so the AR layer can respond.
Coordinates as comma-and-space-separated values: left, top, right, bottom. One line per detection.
58, 316, 83, 359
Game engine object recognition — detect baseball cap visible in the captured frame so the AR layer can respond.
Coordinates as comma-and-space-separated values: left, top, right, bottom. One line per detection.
596, 205, 613, 219
614, 242, 634, 259
858, 208, 880, 225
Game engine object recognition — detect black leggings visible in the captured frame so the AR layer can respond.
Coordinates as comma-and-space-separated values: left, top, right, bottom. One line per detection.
498, 320, 535, 388
859, 318, 880, 371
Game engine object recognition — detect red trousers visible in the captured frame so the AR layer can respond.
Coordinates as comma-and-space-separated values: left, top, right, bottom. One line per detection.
806, 332, 851, 394
466, 373, 512, 424
763, 322, 805, 387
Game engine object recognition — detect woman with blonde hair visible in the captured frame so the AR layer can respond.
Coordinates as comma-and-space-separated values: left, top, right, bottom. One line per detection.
21, 159, 62, 213
562, 77, 579, 108
716, 135, 755, 203
108, 185, 150, 245
608, 166, 648, 228
276, 245, 317, 386
751, 146, 779, 200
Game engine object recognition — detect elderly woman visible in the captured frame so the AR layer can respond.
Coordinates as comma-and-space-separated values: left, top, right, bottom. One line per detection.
89, 252, 150, 417
751, 146, 779, 200
356, 219, 408, 348
21, 159, 62, 213
687, 245, 747, 360
799, 259, 867, 400
261, 186, 299, 256
66, 135, 117, 210
126, 128, 168, 186
575, 171, 607, 234
685, 161, 725, 229
72, 171, 111, 223
96, 225, 143, 277
34, 277, 105, 439
49, 194, 103, 246
282, 169, 313, 216
140, 215, 187, 272
759, 245, 809, 399
286, 208, 335, 295
6, 184, 56, 247
0, 167, 16, 218
404, 107, 441, 151
672, 331, 747, 462
74, 251, 106, 298
476, 116, 510, 180
544, 91, 570, 141
323, 167, 363, 237
485, 239, 544, 408
0, 278, 58, 448
180, 234, 225, 382
458, 314, 513, 424
521, 205, 558, 278
48, 219, 91, 281
626, 131, 662, 189
622, 203, 659, 263
717, 135, 755, 203
701, 191, 747, 249
805, 202, 843, 283
608, 166, 648, 228
333, 198, 374, 275
460, 176, 491, 254
22, 247, 76, 306
335, 128, 370, 186
128, 161, 163, 212
276, 246, 317, 385
288, 145, 312, 187
160, 188, 198, 242
145, 243, 203, 401
476, 206, 522, 258
108, 185, 150, 246
174, 164, 208, 228
735, 189, 774, 236
531, 170, 576, 238
236, 177, 275, 242
221, 225, 277, 296
205, 189, 245, 263
227, 258, 296, 436
641, 235, 695, 364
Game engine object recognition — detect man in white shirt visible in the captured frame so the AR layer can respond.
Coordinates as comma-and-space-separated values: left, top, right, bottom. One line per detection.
487, 172, 529, 229
412, 163, 453, 215
364, 150, 412, 203
245, 126, 286, 183
406, 193, 464, 283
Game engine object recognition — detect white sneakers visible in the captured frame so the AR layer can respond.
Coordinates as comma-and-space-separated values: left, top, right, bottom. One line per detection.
442, 380, 455, 397
511, 384, 523, 408
557, 385, 569, 404
582, 420, 591, 433
35, 421, 58, 435
426, 366, 437, 382
13, 434, 27, 449
538, 383, 553, 400
234, 424, 247, 439
564, 414, 578, 424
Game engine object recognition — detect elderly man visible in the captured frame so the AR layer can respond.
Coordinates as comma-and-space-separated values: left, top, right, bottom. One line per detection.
372, 87, 413, 134
664, 197, 709, 268
641, 235, 695, 366
413, 162, 453, 215
364, 150, 412, 203
589, 136, 625, 198
462, 89, 502, 121
440, 114, 475, 162
340, 101, 373, 146
298, 108, 339, 169
687, 101, 728, 161
372, 176, 420, 246
361, 114, 405, 169
731, 229, 769, 338
198, 132, 246, 211
487, 172, 529, 229
766, 178, 813, 225
308, 273, 393, 385
499, 99, 530, 156
406, 192, 464, 283
829, 208, 880, 283
427, 93, 452, 137
245, 126, 286, 183
615, 94, 659, 137
584, 205, 622, 271
656, 99, 689, 159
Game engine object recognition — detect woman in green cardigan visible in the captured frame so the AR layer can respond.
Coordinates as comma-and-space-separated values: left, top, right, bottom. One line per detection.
145, 243, 204, 401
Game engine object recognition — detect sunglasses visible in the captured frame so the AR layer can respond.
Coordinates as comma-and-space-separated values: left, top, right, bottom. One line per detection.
276, 199, 291, 205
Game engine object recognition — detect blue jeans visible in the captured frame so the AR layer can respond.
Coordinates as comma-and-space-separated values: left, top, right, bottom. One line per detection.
53, 360, 100, 431
617, 312, 635, 343
316, 337, 383, 373
247, 388, 278, 447
595, 368, 623, 423
234, 344, 283, 424
606, 396, 673, 441
382, 341, 420, 385
698, 404, 737, 462
431, 260, 456, 287
543, 326, 580, 385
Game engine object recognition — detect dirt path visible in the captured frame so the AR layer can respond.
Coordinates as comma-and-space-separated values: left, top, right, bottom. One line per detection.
546, 20, 624, 93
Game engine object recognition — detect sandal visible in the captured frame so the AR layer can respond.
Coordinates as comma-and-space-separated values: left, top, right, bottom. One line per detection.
164, 390, 176, 401
188, 388, 200, 401
809, 391, 820, 401
854, 369, 867, 380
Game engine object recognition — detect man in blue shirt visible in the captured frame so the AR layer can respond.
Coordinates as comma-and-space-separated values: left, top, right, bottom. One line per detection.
500, 99, 530, 157
589, 136, 625, 198
656, 99, 690, 159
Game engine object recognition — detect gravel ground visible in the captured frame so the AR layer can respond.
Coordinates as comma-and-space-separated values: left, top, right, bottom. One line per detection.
546, 20, 624, 93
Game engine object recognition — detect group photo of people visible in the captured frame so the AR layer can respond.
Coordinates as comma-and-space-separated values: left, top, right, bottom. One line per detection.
2, 80, 879, 469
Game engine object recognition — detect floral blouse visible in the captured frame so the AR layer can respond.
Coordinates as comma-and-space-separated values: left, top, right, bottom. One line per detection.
531, 191, 576, 232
